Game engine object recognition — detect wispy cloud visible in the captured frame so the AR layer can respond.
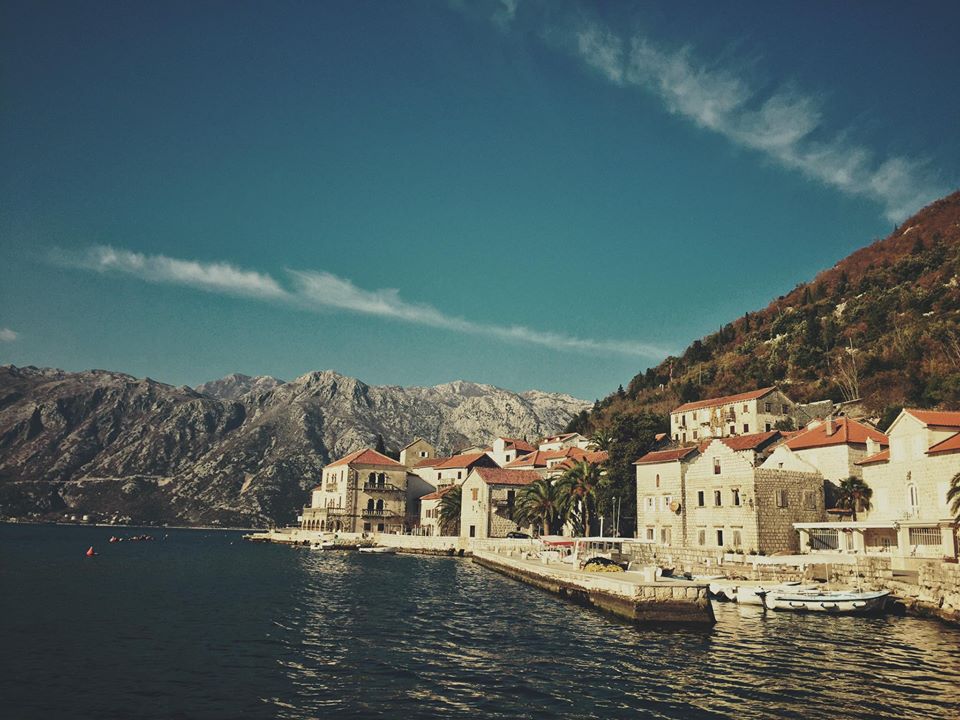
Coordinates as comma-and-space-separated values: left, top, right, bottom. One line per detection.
55, 246, 668, 359
52, 246, 288, 300
0, 328, 17, 342
571, 24, 946, 222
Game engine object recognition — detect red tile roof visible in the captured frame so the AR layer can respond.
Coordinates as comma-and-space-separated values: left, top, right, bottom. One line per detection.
326, 448, 403, 469
501, 437, 536, 453
634, 447, 699, 465
413, 455, 451, 469
856, 448, 890, 465
905, 409, 960, 428
718, 430, 782, 452
419, 485, 457, 502
433, 452, 493, 470
504, 446, 593, 468
927, 432, 960, 456
541, 432, 578, 443
472, 467, 540, 486
673, 387, 777, 414
786, 418, 888, 451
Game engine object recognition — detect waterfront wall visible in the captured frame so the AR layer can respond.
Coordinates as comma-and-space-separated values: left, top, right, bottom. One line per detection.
471, 550, 714, 626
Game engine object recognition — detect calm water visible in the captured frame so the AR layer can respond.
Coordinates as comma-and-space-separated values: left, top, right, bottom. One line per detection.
2, 525, 959, 719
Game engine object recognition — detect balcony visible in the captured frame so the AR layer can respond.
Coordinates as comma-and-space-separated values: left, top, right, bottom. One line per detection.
361, 508, 399, 518
362, 482, 405, 493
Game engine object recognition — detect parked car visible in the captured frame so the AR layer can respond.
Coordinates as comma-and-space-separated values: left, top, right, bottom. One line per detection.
505, 531, 531, 539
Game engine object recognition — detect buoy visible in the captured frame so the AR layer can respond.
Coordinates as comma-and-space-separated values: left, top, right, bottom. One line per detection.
85, 546, 96, 557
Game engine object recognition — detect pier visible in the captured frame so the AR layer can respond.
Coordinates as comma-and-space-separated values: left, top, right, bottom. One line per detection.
472, 550, 715, 626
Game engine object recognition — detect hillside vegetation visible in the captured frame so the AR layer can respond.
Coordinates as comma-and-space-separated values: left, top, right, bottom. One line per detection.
572, 190, 960, 437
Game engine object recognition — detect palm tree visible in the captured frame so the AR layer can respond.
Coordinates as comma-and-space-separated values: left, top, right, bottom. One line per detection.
590, 429, 613, 451
557, 461, 603, 537
836, 475, 873, 521
515, 479, 568, 536
948, 471, 960, 522
437, 486, 462, 536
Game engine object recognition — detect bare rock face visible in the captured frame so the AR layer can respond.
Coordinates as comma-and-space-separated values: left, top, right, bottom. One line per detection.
0, 365, 588, 527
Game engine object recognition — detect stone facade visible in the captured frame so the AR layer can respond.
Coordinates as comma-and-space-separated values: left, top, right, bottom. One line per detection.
399, 438, 436, 468
670, 388, 794, 444
635, 450, 693, 548
459, 468, 539, 539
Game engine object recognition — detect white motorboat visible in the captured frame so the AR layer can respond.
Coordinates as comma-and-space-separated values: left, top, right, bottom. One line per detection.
358, 546, 397, 554
725, 581, 819, 606
757, 588, 890, 614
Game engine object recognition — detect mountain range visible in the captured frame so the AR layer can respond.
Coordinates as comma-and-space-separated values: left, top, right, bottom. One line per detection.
0, 366, 588, 526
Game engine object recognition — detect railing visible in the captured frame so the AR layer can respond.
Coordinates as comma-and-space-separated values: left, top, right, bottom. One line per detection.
361, 508, 399, 518
362, 483, 405, 493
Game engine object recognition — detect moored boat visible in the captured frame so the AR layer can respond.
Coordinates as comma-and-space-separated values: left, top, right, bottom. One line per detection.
757, 588, 890, 614
358, 546, 397, 554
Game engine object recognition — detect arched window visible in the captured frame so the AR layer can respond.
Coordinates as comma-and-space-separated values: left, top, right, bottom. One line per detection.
378, 472, 386, 486
367, 498, 375, 510
376, 499, 384, 512
907, 483, 919, 514
368, 472, 376, 484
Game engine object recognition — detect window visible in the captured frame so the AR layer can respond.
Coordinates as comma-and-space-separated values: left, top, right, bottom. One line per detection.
716, 529, 724, 547
782, 404, 788, 414
377, 523, 384, 532
697, 528, 706, 546
732, 529, 742, 547
646, 527, 655, 541
776, 489, 789, 508
765, 423, 772, 432
714, 490, 722, 507
437, 472, 441, 481
697, 490, 705, 507
645, 496, 655, 511
765, 402, 772, 413
660, 527, 672, 545
802, 490, 817, 510
471, 488, 479, 502
907, 484, 919, 514
743, 424, 749, 434
655, 473, 660, 488
682, 432, 687, 444
469, 525, 476, 538
729, 425, 735, 435
713, 459, 721, 475
457, 471, 463, 480
662, 495, 673, 510
363, 522, 371, 532
419, 451, 427, 457
743, 404, 748, 413
693, 430, 698, 439
732, 489, 741, 506
909, 527, 941, 547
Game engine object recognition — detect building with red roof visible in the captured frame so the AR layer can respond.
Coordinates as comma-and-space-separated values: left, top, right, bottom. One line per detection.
795, 408, 959, 561
460, 467, 541, 539
669, 387, 796, 446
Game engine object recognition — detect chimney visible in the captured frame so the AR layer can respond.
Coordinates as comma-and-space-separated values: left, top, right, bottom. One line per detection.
866, 437, 880, 456
824, 416, 835, 436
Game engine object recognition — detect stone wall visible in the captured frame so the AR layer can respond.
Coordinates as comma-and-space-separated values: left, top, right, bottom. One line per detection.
754, 469, 825, 553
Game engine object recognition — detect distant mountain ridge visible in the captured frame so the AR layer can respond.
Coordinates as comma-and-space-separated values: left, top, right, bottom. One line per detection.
0, 365, 588, 526
572, 190, 960, 435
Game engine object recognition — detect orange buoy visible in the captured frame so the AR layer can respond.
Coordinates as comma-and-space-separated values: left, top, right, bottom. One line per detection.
85, 546, 96, 557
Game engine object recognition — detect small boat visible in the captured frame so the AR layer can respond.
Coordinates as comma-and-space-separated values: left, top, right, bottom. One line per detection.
309, 542, 324, 551
358, 546, 396, 554
757, 588, 890, 614
727, 582, 819, 606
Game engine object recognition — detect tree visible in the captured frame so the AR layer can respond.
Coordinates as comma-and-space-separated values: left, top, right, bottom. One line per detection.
557, 461, 603, 537
374, 434, 387, 455
515, 479, 568, 536
835, 476, 873, 521
590, 428, 613, 451
437, 486, 462, 536
948, 471, 960, 523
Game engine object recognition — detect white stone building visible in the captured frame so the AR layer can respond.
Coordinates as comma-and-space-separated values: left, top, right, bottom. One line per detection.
795, 409, 960, 561
670, 387, 795, 444
488, 437, 536, 467
459, 467, 540, 539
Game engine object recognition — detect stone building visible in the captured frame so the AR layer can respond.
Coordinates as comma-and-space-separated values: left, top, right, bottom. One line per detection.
431, 451, 500, 486
538, 432, 593, 452
636, 431, 825, 554
488, 437, 536, 466
503, 446, 607, 477
795, 409, 960, 561
300, 448, 408, 534
399, 438, 437, 468
459, 467, 540, 539
418, 484, 457, 537
670, 387, 795, 444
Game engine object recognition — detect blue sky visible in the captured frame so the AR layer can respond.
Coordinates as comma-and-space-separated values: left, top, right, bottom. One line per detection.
2, 0, 958, 400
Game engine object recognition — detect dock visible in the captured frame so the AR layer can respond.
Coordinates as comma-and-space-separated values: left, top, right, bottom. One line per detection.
472, 550, 715, 626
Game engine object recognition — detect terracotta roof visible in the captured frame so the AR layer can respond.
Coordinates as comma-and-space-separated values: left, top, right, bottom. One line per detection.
419, 485, 457, 502
673, 387, 777, 414
471, 467, 540, 486
504, 446, 591, 468
786, 418, 888, 451
400, 437, 432, 451
634, 447, 699, 465
856, 448, 890, 465
501, 437, 536, 453
905, 409, 960, 428
326, 448, 403, 469
718, 430, 782, 452
413, 455, 450, 469
585, 450, 609, 464
927, 432, 960, 456
541, 433, 578, 443
433, 452, 492, 470
654, 433, 667, 442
